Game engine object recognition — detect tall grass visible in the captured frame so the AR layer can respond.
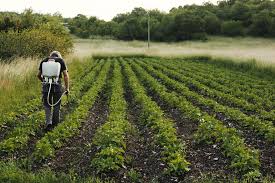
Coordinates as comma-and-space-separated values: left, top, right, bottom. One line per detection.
0, 58, 40, 115
0, 55, 92, 116
73, 36, 275, 66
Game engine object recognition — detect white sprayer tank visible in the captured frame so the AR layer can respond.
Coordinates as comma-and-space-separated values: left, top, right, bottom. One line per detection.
42, 59, 61, 78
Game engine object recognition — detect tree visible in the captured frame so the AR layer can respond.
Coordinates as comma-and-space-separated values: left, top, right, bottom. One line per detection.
231, 2, 251, 25
221, 20, 244, 36
204, 13, 221, 34
249, 10, 272, 36
174, 11, 206, 40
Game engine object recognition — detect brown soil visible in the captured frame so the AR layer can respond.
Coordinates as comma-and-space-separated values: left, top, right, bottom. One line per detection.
101, 64, 170, 183
146, 63, 274, 177
215, 112, 275, 177
47, 88, 109, 177
131, 63, 232, 182
43, 63, 112, 177
188, 86, 275, 177
120, 84, 167, 183
147, 90, 233, 182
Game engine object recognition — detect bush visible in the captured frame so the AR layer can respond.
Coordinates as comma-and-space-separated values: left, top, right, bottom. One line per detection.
221, 20, 244, 36
0, 28, 73, 61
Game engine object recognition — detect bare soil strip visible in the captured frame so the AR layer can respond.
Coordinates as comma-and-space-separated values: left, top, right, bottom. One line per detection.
45, 62, 114, 177
121, 82, 166, 183
47, 88, 110, 177
145, 87, 233, 182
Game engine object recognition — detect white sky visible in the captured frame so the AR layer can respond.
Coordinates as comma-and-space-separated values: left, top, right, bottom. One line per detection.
0, 0, 218, 21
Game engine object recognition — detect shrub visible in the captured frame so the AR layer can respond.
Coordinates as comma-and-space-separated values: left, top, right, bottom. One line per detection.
0, 28, 73, 61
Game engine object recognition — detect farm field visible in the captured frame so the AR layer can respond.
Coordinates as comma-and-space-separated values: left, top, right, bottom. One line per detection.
0, 56, 274, 183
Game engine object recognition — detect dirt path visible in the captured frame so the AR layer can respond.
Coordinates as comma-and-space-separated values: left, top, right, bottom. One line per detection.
121, 85, 166, 183
48, 88, 109, 177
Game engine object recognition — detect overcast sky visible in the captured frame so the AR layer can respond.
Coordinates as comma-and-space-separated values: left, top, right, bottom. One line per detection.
0, 0, 218, 21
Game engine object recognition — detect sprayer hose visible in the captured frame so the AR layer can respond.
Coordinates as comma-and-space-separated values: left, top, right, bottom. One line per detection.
47, 83, 67, 107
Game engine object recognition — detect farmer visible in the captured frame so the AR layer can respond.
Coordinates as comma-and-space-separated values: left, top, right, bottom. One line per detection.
37, 51, 69, 131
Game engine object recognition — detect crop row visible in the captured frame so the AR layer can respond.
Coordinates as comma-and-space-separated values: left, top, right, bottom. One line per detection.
183, 58, 275, 89
151, 58, 274, 113
140, 60, 275, 142
130, 61, 260, 178
166, 59, 275, 112
33, 61, 111, 161
170, 58, 275, 105
0, 60, 104, 154
0, 59, 98, 131
122, 60, 190, 175
91, 61, 130, 172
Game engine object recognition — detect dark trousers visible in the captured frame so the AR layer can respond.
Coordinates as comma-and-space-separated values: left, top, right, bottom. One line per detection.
43, 91, 62, 126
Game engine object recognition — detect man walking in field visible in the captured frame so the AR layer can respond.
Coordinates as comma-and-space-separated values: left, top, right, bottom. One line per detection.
37, 51, 70, 131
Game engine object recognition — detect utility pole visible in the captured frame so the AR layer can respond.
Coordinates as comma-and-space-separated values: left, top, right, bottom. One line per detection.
147, 11, 150, 49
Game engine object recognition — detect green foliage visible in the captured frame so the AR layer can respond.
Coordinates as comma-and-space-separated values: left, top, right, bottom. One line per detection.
0, 161, 73, 183
92, 61, 130, 172
230, 2, 251, 25
3, 1, 275, 43
123, 60, 190, 175
67, 0, 275, 40
0, 59, 100, 154
174, 11, 206, 40
0, 58, 97, 132
249, 10, 273, 36
0, 28, 72, 60
130, 57, 261, 178
0, 56, 274, 181
0, 161, 110, 183
147, 59, 275, 142
221, 20, 244, 36
33, 61, 110, 162
126, 168, 141, 183
0, 9, 72, 60
204, 14, 221, 34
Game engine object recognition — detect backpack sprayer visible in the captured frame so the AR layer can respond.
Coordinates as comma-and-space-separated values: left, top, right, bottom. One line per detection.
42, 59, 68, 107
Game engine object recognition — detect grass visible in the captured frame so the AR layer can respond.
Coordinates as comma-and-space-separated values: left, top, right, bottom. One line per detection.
73, 36, 275, 66
0, 55, 92, 118
0, 58, 40, 116
2, 36, 275, 118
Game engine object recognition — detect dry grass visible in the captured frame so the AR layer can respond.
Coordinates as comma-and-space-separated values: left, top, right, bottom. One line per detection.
0, 55, 86, 115
0, 55, 83, 90
73, 36, 275, 67
0, 58, 38, 90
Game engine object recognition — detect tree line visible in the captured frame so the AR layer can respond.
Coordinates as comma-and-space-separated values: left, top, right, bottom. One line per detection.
66, 0, 275, 41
